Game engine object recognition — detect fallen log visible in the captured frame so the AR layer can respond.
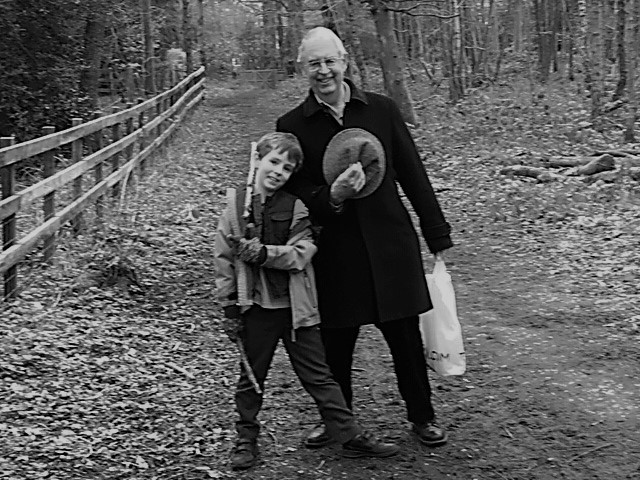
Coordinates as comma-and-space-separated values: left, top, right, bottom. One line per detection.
572, 154, 615, 175
500, 165, 563, 182
590, 170, 619, 182
544, 157, 591, 168
500, 165, 547, 178
593, 149, 640, 157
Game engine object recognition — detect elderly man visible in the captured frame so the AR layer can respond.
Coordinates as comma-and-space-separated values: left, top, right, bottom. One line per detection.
276, 27, 452, 448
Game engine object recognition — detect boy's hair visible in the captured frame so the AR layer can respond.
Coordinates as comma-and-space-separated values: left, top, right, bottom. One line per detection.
256, 132, 304, 172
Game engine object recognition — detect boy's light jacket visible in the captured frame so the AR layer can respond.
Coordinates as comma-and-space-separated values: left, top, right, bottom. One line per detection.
214, 188, 321, 331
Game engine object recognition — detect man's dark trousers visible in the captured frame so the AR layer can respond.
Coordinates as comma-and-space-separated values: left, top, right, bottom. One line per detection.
320, 315, 435, 425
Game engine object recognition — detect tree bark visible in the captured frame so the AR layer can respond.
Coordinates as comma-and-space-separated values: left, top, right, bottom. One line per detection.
198, 0, 207, 70
613, 0, 627, 101
369, 0, 417, 124
182, 0, 193, 74
513, 0, 524, 53
80, 10, 106, 108
263, 0, 278, 70
624, 0, 638, 141
140, 0, 156, 95
343, 0, 369, 89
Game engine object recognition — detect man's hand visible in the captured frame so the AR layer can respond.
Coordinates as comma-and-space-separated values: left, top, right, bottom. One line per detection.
222, 305, 243, 342
330, 162, 366, 204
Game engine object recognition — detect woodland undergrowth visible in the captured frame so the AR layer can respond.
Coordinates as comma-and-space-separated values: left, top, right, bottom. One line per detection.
0, 74, 638, 480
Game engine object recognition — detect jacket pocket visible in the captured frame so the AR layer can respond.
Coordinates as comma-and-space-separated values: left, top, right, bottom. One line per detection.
266, 210, 293, 245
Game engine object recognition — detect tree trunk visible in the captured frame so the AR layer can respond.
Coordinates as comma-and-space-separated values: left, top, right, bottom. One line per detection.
624, 0, 638, 141
442, 0, 464, 101
198, 0, 207, 70
263, 0, 278, 70
343, 0, 369, 89
140, 0, 156, 95
560, 0, 576, 80
451, 0, 464, 88
535, 0, 556, 82
182, 0, 193, 74
80, 10, 106, 109
582, 0, 605, 121
613, 0, 627, 101
513, 0, 524, 53
369, 0, 417, 124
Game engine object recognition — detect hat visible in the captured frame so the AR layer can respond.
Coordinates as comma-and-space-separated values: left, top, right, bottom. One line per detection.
322, 128, 386, 199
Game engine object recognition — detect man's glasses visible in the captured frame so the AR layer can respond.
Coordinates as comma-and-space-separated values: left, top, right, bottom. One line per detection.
306, 56, 342, 72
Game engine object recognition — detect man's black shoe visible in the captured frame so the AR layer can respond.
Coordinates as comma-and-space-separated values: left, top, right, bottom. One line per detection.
412, 422, 448, 447
340, 432, 400, 458
230, 438, 258, 470
304, 424, 335, 449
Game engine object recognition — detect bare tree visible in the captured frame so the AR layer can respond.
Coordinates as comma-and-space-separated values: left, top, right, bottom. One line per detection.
80, 8, 106, 108
183, 0, 193, 74
613, 0, 627, 101
624, 0, 638, 141
342, 0, 370, 89
369, 0, 417, 124
140, 0, 156, 95
263, 0, 278, 70
198, 0, 207, 70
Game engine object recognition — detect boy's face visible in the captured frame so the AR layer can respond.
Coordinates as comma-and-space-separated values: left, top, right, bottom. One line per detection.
255, 149, 297, 195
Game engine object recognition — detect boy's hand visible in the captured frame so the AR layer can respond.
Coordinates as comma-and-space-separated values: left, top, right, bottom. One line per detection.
237, 238, 267, 264
226, 234, 241, 253
222, 305, 243, 342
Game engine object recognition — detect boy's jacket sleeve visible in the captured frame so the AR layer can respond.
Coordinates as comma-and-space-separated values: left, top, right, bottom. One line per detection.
213, 205, 238, 307
261, 200, 317, 272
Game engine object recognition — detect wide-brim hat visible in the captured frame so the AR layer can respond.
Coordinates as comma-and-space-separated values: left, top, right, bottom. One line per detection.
322, 128, 386, 199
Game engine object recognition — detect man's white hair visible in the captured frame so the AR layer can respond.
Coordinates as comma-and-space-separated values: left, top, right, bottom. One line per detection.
296, 27, 347, 62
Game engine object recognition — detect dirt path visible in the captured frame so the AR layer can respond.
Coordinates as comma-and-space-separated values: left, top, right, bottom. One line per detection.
1, 79, 638, 480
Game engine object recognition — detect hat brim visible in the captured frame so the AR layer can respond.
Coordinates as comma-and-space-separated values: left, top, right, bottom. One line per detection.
322, 128, 386, 199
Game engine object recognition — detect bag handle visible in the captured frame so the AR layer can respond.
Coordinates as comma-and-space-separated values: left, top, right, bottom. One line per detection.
433, 254, 447, 276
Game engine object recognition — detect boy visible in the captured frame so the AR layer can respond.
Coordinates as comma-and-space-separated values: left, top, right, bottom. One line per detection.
214, 132, 399, 470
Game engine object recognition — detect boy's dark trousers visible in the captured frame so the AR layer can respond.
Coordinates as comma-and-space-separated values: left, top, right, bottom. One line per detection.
235, 305, 361, 444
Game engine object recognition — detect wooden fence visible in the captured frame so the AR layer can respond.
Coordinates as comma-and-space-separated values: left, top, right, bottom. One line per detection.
0, 66, 206, 299
237, 69, 286, 88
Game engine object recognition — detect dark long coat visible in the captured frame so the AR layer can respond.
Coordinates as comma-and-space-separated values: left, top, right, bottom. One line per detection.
276, 79, 452, 328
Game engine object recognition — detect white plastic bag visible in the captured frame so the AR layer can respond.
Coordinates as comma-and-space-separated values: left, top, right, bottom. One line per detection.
419, 258, 466, 376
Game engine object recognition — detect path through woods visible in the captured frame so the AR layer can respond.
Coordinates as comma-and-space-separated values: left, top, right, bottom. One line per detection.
1, 78, 639, 480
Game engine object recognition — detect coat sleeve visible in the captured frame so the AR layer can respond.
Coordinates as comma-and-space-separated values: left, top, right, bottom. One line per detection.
260, 200, 318, 272
213, 206, 238, 307
387, 98, 453, 253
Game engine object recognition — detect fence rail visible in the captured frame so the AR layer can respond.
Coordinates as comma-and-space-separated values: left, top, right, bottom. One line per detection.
0, 66, 206, 299
237, 69, 286, 88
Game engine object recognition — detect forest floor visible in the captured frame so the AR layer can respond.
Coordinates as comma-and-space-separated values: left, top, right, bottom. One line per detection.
1, 74, 639, 480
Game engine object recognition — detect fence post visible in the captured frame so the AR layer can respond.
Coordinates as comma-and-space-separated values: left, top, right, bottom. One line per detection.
41, 126, 56, 263
111, 107, 121, 200
126, 65, 135, 103
164, 93, 171, 142
1, 136, 17, 299
138, 99, 147, 176
155, 95, 163, 154
124, 103, 135, 197
93, 111, 104, 222
71, 118, 84, 233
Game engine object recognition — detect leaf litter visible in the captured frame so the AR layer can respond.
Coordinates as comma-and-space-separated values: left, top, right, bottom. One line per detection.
0, 77, 638, 480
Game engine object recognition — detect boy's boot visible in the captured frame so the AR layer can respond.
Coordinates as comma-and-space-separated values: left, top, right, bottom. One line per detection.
340, 432, 400, 458
230, 438, 258, 470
